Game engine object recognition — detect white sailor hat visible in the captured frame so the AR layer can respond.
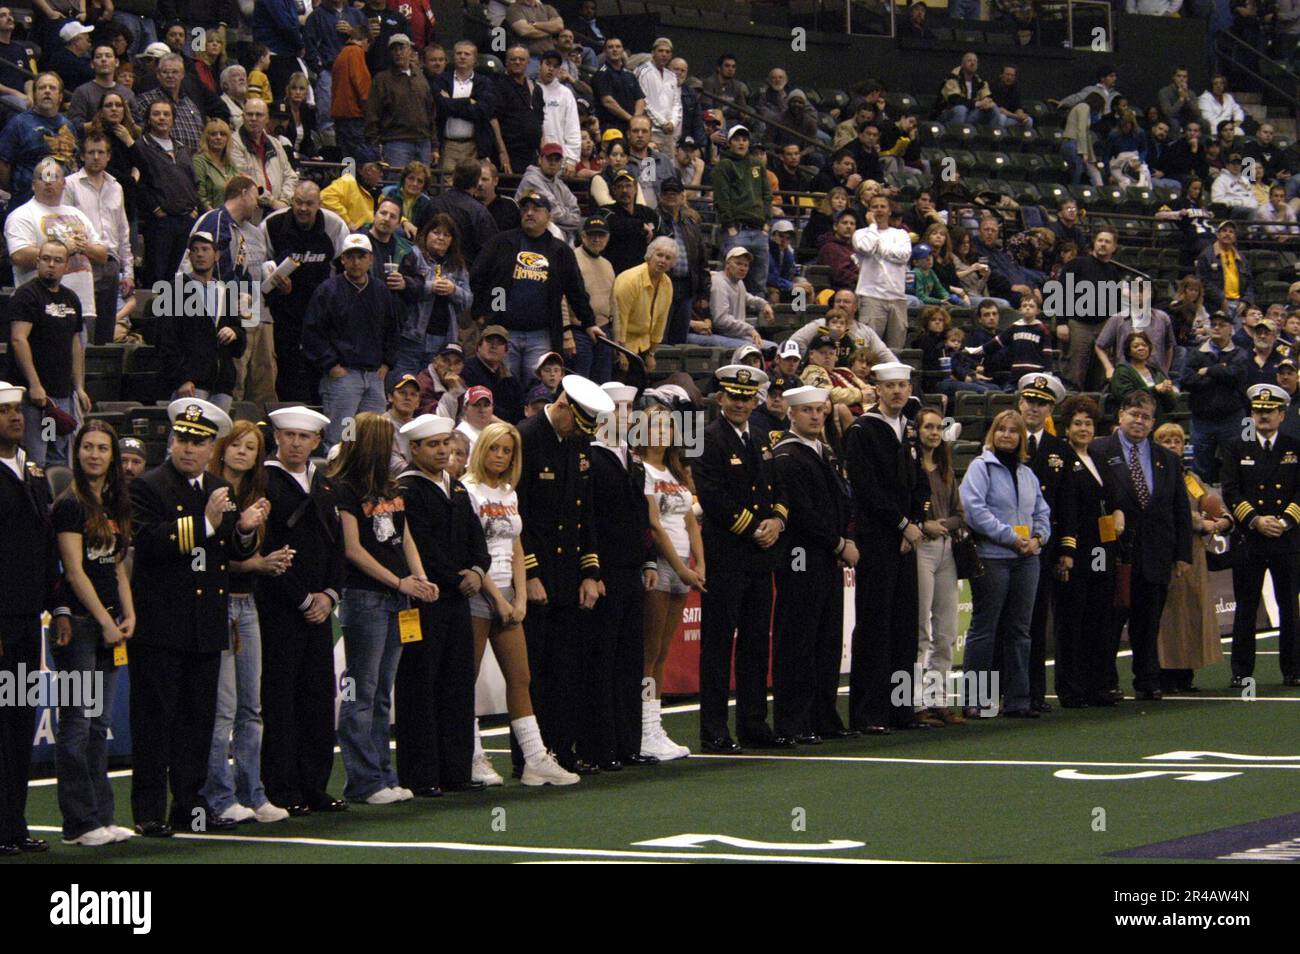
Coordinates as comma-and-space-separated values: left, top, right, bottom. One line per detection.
600, 382, 637, 403
400, 414, 456, 441
167, 397, 232, 439
784, 385, 830, 407
561, 374, 615, 435
714, 363, 769, 397
1017, 372, 1066, 404
871, 361, 913, 382
0, 380, 26, 405
1247, 383, 1290, 410
268, 406, 330, 433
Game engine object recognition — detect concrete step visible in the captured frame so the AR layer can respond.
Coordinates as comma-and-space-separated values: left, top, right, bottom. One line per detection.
1243, 103, 1269, 123
1235, 91, 1264, 105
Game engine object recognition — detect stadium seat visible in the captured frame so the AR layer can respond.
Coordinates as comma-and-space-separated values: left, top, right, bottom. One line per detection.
918, 121, 944, 146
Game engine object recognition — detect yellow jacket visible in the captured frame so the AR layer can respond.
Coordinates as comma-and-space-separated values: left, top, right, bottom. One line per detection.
320, 174, 375, 230
613, 263, 672, 355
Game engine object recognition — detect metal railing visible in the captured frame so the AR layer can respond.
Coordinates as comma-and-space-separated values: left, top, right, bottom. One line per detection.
1213, 29, 1300, 112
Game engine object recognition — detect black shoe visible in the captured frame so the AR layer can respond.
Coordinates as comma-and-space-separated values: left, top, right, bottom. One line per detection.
794, 733, 823, 745
17, 837, 48, 853
563, 758, 600, 775
701, 735, 742, 753
1031, 699, 1052, 713
1090, 694, 1118, 707
737, 725, 780, 747
286, 804, 311, 817
204, 814, 238, 832
898, 719, 935, 730
0, 842, 20, 856
413, 786, 444, 798
818, 727, 859, 739
1002, 708, 1041, 719
134, 821, 174, 838
741, 732, 796, 749
308, 798, 349, 813
1136, 689, 1163, 701
443, 780, 486, 793
623, 752, 660, 766
854, 724, 892, 735
1103, 689, 1125, 703
1058, 698, 1090, 708
1283, 677, 1300, 688
599, 760, 624, 772
1230, 675, 1246, 689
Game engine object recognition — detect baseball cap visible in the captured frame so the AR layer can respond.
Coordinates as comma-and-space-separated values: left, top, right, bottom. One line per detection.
60, 21, 93, 42
540, 49, 563, 64
727, 124, 751, 140
536, 351, 564, 371
770, 219, 796, 234
809, 334, 838, 352
385, 370, 420, 393
778, 340, 803, 360
601, 128, 625, 143
465, 385, 494, 406
679, 137, 698, 150
912, 242, 933, 260
526, 383, 553, 406
540, 142, 564, 158
341, 233, 372, 254
480, 324, 510, 341
725, 246, 753, 261
388, 33, 412, 47
139, 41, 171, 59
660, 177, 684, 194
518, 190, 552, 210
437, 341, 464, 357
119, 436, 147, 458
581, 215, 610, 234
188, 230, 216, 247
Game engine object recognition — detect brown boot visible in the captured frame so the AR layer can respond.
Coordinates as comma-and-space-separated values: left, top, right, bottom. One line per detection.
937, 707, 967, 726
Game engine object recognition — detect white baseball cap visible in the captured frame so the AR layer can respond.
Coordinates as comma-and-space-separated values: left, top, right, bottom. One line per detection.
341, 233, 373, 254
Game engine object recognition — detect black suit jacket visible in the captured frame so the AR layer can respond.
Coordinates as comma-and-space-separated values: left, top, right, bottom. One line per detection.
129, 461, 258, 653
156, 275, 247, 395
842, 409, 929, 548
1055, 445, 1121, 574
1220, 433, 1300, 558
1028, 430, 1070, 551
1091, 433, 1192, 584
0, 451, 60, 618
434, 71, 498, 159
258, 461, 344, 612
695, 417, 788, 574
771, 436, 850, 569
397, 469, 491, 596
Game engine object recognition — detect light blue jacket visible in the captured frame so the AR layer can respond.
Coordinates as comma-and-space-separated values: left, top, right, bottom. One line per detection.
959, 449, 1052, 560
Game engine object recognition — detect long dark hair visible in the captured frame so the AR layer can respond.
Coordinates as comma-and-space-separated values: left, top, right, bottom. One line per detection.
64, 420, 132, 551
87, 91, 141, 140
328, 412, 400, 501
418, 212, 466, 273
209, 419, 267, 510
916, 407, 952, 485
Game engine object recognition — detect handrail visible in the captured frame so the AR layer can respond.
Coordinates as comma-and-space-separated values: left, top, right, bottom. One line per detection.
692, 85, 832, 155
1213, 30, 1300, 111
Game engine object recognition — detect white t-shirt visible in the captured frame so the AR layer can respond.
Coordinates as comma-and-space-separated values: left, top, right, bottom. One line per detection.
456, 419, 482, 454
4, 199, 101, 318
644, 461, 692, 559
464, 478, 522, 589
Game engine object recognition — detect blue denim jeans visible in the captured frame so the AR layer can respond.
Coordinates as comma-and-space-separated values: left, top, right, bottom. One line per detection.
21, 393, 78, 467
335, 118, 367, 161
320, 367, 387, 449
391, 332, 450, 378
567, 327, 614, 383
201, 595, 267, 813
721, 228, 770, 296
111, 11, 156, 55
1191, 414, 1248, 483
314, 69, 334, 134
338, 587, 405, 800
382, 140, 432, 168
505, 327, 554, 386
963, 555, 1039, 713
52, 616, 120, 839
941, 105, 996, 126
950, 0, 982, 17
687, 332, 759, 351
991, 111, 1034, 130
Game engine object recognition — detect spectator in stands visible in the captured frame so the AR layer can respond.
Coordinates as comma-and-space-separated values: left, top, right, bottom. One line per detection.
816, 209, 860, 291
801, 185, 852, 252
0, 72, 78, 210
492, 45, 544, 176
366, 34, 435, 168
302, 233, 402, 448
1058, 64, 1120, 115
218, 65, 248, 131
1096, 289, 1177, 376
1210, 151, 1262, 217
773, 142, 812, 210
900, 1, 937, 41
65, 132, 133, 345
360, 197, 413, 285
505, 0, 563, 79
1198, 74, 1244, 136
590, 135, 638, 206
1049, 198, 1088, 252
832, 101, 879, 152
554, 28, 594, 79
562, 216, 615, 380
592, 37, 644, 137
673, 137, 704, 195
229, 97, 298, 222
1181, 310, 1249, 480
1146, 121, 1182, 190
49, 21, 94, 91
331, 26, 372, 160
1104, 109, 1149, 168
770, 89, 821, 162
321, 145, 383, 229
68, 45, 135, 132
1055, 225, 1121, 388
304, 0, 368, 140
965, 296, 1052, 379
393, 213, 472, 377
766, 219, 813, 302
1062, 91, 1104, 186
537, 51, 580, 172
251, 0, 305, 97
625, 114, 673, 209
1196, 219, 1254, 316
714, 123, 772, 296
134, 53, 205, 152
419, 158, 497, 267
1107, 329, 1178, 420
157, 229, 246, 411
8, 239, 87, 466
671, 57, 705, 155
1245, 318, 1286, 386
380, 162, 431, 239
900, 189, 943, 238
701, 52, 747, 127
1156, 66, 1200, 138
0, 7, 36, 120
938, 52, 996, 125
979, 213, 1048, 309
460, 326, 523, 423
413, 342, 465, 418
655, 178, 707, 345
1163, 120, 1210, 186
1278, 357, 1300, 439
433, 40, 495, 176
991, 64, 1033, 129
1253, 183, 1297, 238
693, 247, 770, 350
603, 169, 660, 275
613, 236, 676, 370
358, 0, 408, 78
847, 122, 887, 183
475, 158, 521, 233
515, 141, 584, 242
132, 98, 202, 285
636, 37, 680, 155
470, 192, 601, 381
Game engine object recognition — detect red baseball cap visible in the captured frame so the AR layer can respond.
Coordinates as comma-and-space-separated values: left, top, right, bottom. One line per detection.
465, 385, 494, 406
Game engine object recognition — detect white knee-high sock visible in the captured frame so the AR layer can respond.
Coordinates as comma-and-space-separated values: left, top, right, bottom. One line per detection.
512, 715, 545, 762
472, 717, 484, 760
642, 697, 661, 734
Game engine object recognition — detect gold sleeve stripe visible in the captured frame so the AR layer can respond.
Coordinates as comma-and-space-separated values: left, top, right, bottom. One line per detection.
178, 516, 193, 553
1286, 504, 1300, 521
1233, 502, 1254, 520
731, 509, 753, 534
772, 503, 789, 520
580, 555, 600, 566
1060, 536, 1077, 549
523, 554, 540, 568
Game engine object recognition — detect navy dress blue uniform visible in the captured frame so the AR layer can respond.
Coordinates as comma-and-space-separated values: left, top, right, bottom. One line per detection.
257, 459, 345, 812
1219, 414, 1300, 684
694, 371, 789, 746
1052, 445, 1120, 705
842, 404, 929, 730
129, 452, 258, 830
1093, 431, 1193, 695
770, 431, 852, 739
587, 437, 655, 765
516, 403, 602, 769
0, 441, 62, 852
1025, 426, 1069, 707
395, 465, 491, 791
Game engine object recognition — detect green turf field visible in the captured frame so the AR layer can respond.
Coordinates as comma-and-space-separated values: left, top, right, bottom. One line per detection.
18, 633, 1300, 864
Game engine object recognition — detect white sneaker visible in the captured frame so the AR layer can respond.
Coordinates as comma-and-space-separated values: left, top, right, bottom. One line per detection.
391, 786, 415, 801
364, 787, 406, 805
520, 751, 580, 786
107, 825, 137, 842
472, 754, 504, 786
252, 802, 290, 823
63, 826, 116, 847
219, 804, 257, 823
640, 729, 683, 762
655, 725, 691, 759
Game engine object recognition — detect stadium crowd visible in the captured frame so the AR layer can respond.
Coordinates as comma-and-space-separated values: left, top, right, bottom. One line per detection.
0, 0, 1298, 855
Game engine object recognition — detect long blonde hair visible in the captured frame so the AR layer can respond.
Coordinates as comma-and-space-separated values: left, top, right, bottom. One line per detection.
984, 409, 1029, 461
466, 421, 522, 489
199, 117, 234, 167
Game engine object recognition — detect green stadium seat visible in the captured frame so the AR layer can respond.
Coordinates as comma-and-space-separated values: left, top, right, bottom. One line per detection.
954, 392, 987, 419
1011, 181, 1041, 203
